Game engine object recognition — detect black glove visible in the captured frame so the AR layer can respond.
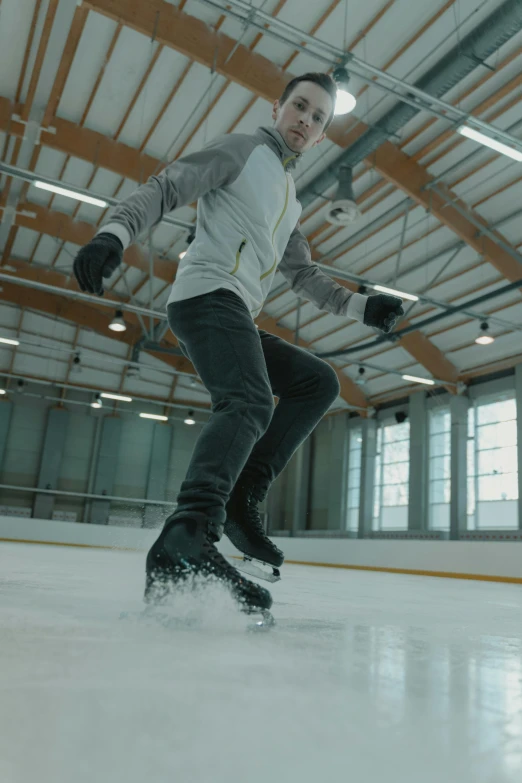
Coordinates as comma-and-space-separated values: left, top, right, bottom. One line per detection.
363, 294, 404, 334
73, 233, 123, 296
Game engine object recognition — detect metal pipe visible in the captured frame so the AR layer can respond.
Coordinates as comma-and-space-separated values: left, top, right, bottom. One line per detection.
0, 482, 175, 507
0, 271, 167, 321
0, 371, 210, 415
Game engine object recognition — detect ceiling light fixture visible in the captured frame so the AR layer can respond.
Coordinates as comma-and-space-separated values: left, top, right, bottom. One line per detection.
34, 181, 108, 207
402, 374, 435, 386
332, 66, 357, 115
108, 310, 126, 332
457, 126, 522, 162
475, 321, 495, 345
100, 392, 133, 402
372, 284, 419, 302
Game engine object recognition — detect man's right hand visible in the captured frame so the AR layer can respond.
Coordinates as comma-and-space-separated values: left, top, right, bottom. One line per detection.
73, 233, 123, 296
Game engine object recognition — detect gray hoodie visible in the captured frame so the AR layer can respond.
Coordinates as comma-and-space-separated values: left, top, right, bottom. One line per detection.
96, 125, 367, 322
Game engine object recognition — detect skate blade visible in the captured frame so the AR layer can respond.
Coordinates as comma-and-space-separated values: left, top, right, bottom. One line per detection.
235, 556, 281, 583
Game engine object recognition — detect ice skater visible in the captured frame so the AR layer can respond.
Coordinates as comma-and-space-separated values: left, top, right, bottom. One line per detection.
73, 72, 403, 620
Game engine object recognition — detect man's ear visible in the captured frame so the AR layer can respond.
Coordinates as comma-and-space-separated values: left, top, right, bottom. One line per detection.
313, 132, 327, 147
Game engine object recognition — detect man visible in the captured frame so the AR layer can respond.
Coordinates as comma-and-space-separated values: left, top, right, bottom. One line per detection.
73, 72, 403, 618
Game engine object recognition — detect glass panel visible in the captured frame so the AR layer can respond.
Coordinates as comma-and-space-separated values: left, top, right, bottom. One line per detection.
347, 485, 360, 508
477, 421, 517, 450
429, 456, 450, 481
467, 478, 476, 516
347, 507, 359, 532
431, 432, 450, 457
477, 398, 516, 425
349, 448, 361, 470
373, 485, 381, 519
381, 505, 408, 530
383, 461, 409, 484
382, 439, 409, 463
348, 470, 361, 490
430, 479, 450, 504
467, 439, 475, 476
382, 483, 409, 506
468, 406, 475, 438
478, 446, 518, 477
477, 500, 517, 529
383, 421, 410, 444
478, 473, 518, 501
430, 503, 450, 530
430, 409, 450, 435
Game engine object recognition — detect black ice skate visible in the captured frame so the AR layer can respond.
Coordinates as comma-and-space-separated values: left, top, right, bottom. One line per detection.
145, 515, 273, 620
224, 481, 284, 583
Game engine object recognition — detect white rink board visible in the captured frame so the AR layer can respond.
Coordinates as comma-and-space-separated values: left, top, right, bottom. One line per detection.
1, 515, 522, 581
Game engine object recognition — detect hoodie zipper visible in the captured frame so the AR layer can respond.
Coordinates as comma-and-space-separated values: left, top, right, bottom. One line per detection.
260, 156, 296, 282
231, 238, 247, 275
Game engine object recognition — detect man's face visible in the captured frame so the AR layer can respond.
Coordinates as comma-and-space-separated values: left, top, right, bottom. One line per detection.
272, 81, 332, 154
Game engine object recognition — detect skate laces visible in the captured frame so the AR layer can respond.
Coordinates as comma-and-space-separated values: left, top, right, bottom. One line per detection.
246, 494, 273, 546
202, 536, 246, 582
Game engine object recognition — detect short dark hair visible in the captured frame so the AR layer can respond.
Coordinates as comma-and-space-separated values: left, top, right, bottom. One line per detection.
279, 72, 337, 131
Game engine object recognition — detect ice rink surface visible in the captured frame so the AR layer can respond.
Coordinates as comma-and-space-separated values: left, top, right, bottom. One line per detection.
1, 541, 522, 783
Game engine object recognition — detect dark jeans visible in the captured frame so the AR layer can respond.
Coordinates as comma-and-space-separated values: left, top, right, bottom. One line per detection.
167, 287, 340, 539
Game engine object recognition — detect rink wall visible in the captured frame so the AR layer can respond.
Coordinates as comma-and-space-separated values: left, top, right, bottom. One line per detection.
1, 515, 522, 583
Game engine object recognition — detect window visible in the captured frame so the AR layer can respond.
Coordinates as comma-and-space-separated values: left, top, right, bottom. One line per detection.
467, 396, 518, 530
346, 427, 362, 531
428, 407, 451, 530
373, 419, 410, 530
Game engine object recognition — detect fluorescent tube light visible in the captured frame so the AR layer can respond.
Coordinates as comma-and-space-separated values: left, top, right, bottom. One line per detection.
100, 392, 133, 402
34, 181, 108, 207
372, 285, 419, 302
139, 413, 168, 421
402, 374, 435, 386
457, 126, 522, 162
0, 337, 20, 346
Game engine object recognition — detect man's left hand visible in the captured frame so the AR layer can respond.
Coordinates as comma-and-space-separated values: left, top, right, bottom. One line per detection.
363, 294, 404, 334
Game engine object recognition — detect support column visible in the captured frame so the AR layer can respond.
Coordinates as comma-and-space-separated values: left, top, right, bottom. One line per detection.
408, 392, 428, 532
327, 413, 350, 530
358, 417, 378, 538
33, 407, 69, 520
143, 422, 173, 528
0, 399, 13, 477
292, 437, 312, 535
449, 394, 469, 541
515, 365, 522, 530
90, 417, 122, 525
